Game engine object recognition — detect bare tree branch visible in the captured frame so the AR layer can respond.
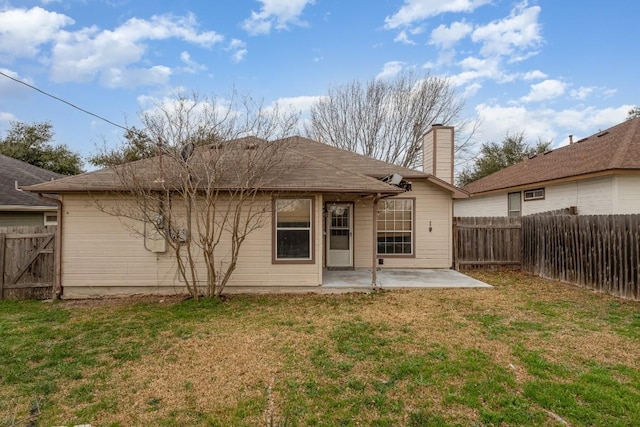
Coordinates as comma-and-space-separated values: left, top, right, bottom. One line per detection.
305, 70, 477, 170
93, 91, 301, 299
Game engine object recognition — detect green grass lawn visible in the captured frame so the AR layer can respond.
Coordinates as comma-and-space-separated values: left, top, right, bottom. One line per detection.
1, 271, 640, 426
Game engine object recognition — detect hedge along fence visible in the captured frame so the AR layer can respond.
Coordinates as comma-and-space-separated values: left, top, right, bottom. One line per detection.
521, 215, 640, 300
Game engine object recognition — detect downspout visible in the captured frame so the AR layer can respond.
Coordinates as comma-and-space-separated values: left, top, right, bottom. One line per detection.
372, 193, 381, 288
38, 193, 62, 299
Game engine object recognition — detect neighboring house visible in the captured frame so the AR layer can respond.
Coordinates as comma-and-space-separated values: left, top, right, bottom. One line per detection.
455, 118, 640, 217
0, 154, 64, 227
24, 126, 466, 298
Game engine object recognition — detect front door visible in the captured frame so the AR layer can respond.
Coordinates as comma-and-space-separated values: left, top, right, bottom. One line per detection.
326, 203, 353, 268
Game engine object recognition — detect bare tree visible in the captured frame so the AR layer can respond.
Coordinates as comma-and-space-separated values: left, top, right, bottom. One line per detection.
305, 70, 476, 170
95, 92, 300, 298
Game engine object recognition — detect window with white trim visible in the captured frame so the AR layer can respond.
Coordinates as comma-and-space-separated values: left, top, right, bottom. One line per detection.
377, 199, 413, 255
275, 198, 312, 261
508, 192, 521, 217
524, 188, 545, 201
43, 212, 58, 226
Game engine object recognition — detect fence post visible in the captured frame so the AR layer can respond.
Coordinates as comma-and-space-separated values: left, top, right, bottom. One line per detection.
453, 218, 459, 270
0, 233, 5, 299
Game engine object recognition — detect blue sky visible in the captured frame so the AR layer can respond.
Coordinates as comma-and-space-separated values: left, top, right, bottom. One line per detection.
0, 0, 637, 170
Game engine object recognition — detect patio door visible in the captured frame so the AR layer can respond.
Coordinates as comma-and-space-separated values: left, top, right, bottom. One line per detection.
326, 203, 353, 268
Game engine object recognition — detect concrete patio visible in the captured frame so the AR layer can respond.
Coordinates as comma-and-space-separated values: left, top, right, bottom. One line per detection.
321, 268, 491, 292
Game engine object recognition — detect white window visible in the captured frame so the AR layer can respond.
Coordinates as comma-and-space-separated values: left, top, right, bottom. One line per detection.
377, 199, 414, 255
274, 198, 313, 262
524, 188, 545, 201
43, 212, 58, 226
508, 192, 521, 217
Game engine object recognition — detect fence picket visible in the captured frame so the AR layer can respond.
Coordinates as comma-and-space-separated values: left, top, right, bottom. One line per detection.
454, 214, 640, 301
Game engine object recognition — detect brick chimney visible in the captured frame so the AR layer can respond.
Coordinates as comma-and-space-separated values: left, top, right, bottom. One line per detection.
423, 124, 454, 184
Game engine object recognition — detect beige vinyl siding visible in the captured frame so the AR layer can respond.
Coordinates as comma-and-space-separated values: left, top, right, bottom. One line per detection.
423, 131, 434, 175
0, 211, 47, 227
457, 175, 622, 217
454, 193, 505, 217
521, 182, 577, 215
422, 127, 453, 184
353, 180, 452, 269
434, 130, 453, 184
60, 193, 322, 298
613, 175, 640, 214
576, 176, 614, 214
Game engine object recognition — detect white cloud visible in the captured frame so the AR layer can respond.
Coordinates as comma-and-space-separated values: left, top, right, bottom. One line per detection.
242, 0, 315, 36
384, 0, 491, 29
179, 51, 207, 74
101, 65, 172, 89
49, 12, 223, 86
429, 21, 473, 48
226, 39, 248, 63
474, 103, 631, 149
570, 86, 594, 101
0, 111, 18, 123
462, 82, 482, 98
376, 61, 405, 79
475, 103, 556, 143
0, 68, 34, 94
232, 49, 247, 63
471, 3, 542, 59
449, 56, 501, 86
271, 95, 324, 113
0, 6, 73, 60
521, 79, 566, 103
394, 30, 416, 45
521, 70, 547, 80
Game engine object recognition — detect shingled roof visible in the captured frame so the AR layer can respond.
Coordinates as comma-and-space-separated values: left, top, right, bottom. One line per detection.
0, 154, 64, 208
24, 136, 466, 197
464, 118, 640, 195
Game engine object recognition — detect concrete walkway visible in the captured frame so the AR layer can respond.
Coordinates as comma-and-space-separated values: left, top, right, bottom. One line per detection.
322, 268, 491, 291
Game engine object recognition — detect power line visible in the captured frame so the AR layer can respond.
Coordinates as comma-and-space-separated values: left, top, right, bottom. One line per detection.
0, 70, 129, 132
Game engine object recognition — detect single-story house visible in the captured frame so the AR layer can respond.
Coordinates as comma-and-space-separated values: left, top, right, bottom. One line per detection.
455, 117, 640, 217
0, 154, 63, 227
24, 126, 467, 298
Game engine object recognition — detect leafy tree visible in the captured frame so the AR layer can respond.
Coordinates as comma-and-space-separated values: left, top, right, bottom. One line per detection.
305, 70, 476, 170
457, 132, 551, 186
89, 127, 157, 168
0, 121, 83, 175
627, 106, 640, 120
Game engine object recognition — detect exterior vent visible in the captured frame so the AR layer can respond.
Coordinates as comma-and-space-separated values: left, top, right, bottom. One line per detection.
597, 131, 609, 138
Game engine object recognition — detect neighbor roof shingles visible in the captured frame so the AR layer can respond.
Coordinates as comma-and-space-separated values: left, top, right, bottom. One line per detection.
0, 154, 65, 207
463, 118, 640, 195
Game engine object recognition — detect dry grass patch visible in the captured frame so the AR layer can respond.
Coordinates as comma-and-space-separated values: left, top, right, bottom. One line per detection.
1, 271, 639, 426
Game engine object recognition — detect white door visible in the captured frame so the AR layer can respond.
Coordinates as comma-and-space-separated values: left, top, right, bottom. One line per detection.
326, 203, 353, 267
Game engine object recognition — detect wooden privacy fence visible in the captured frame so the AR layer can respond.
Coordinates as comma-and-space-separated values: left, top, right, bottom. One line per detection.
0, 225, 56, 299
522, 215, 640, 300
453, 217, 522, 271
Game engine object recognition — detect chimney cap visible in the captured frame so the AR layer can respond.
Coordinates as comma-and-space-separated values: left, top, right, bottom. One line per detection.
432, 123, 443, 127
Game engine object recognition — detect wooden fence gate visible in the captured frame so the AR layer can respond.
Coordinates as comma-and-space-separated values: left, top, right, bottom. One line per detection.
0, 225, 56, 299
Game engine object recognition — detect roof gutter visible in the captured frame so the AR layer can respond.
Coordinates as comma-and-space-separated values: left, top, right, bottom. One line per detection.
37, 193, 63, 299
